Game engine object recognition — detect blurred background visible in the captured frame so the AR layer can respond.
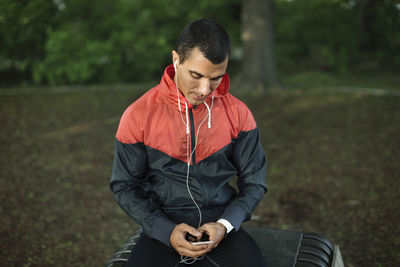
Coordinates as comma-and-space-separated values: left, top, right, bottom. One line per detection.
1, 0, 399, 266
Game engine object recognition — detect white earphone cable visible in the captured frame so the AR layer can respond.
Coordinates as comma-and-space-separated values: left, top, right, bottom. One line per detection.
175, 63, 216, 264
181, 111, 212, 264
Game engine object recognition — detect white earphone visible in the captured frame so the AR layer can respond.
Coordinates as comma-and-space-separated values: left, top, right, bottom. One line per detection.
174, 60, 178, 71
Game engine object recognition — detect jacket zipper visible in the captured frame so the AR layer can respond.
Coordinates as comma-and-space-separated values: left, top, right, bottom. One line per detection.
188, 106, 208, 220
188, 107, 196, 165
188, 106, 209, 209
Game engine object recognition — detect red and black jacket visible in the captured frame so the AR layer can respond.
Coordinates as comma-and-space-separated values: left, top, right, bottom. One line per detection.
110, 65, 267, 247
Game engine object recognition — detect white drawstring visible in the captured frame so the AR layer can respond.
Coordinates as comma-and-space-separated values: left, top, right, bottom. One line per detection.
204, 102, 211, 128
203, 90, 216, 129
185, 102, 190, 134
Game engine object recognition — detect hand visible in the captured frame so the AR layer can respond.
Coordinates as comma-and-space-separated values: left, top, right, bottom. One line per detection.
198, 222, 227, 249
170, 223, 213, 258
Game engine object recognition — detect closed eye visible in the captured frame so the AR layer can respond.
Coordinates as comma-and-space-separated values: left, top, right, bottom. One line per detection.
191, 74, 202, 79
189, 70, 224, 81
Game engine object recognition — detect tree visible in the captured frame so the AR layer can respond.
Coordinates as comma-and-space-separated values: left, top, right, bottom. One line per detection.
355, 0, 400, 67
30, 0, 242, 85
235, 0, 278, 92
0, 0, 59, 86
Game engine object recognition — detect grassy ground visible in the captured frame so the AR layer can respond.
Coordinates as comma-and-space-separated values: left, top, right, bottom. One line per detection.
0, 73, 399, 266
281, 69, 400, 92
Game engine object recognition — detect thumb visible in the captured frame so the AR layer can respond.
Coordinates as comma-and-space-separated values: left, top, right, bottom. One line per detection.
186, 227, 202, 238
178, 223, 202, 238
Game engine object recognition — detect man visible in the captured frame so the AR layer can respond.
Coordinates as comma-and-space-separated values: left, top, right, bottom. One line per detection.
110, 18, 268, 266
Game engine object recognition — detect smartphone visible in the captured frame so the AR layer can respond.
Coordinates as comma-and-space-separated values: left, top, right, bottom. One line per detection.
191, 240, 214, 245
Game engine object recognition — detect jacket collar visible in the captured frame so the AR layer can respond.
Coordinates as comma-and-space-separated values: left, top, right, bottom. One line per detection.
160, 64, 230, 110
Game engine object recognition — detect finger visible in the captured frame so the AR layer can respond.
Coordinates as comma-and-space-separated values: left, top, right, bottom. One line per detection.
191, 242, 215, 253
187, 243, 208, 251
198, 224, 216, 238
178, 242, 211, 256
177, 237, 209, 251
198, 223, 212, 232
178, 247, 208, 258
179, 224, 202, 238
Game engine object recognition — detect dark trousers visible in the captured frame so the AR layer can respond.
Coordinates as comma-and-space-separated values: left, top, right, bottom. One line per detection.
125, 228, 268, 267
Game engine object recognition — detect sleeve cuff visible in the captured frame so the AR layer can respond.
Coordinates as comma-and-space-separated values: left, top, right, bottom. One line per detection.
217, 218, 234, 233
220, 204, 248, 231
151, 216, 178, 247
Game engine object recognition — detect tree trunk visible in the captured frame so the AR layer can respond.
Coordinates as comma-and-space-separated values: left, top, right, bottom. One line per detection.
359, 0, 378, 51
235, 0, 279, 92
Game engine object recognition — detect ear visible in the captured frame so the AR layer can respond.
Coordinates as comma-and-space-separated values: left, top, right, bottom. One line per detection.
172, 50, 179, 68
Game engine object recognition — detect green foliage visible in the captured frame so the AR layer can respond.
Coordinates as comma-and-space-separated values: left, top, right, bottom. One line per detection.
13, 0, 241, 85
275, 0, 400, 73
370, 0, 400, 67
0, 0, 59, 81
33, 28, 118, 85
1, 0, 399, 86
275, 0, 360, 73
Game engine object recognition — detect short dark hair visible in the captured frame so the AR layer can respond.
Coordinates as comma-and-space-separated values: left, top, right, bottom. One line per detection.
175, 18, 230, 64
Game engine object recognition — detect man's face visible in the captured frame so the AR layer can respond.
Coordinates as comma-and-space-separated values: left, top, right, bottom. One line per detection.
173, 47, 228, 106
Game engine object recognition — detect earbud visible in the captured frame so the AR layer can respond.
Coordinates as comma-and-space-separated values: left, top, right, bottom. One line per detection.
174, 60, 178, 71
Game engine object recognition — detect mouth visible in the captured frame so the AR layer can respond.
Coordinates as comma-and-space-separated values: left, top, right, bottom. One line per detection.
194, 96, 204, 101
192, 94, 206, 102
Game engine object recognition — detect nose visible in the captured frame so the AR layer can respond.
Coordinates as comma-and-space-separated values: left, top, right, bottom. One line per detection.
198, 79, 211, 96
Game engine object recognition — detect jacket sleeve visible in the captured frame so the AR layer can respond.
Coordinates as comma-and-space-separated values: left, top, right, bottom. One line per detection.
220, 113, 267, 231
110, 108, 177, 247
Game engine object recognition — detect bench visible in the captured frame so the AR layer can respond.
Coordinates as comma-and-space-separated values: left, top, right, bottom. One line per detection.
105, 227, 344, 267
